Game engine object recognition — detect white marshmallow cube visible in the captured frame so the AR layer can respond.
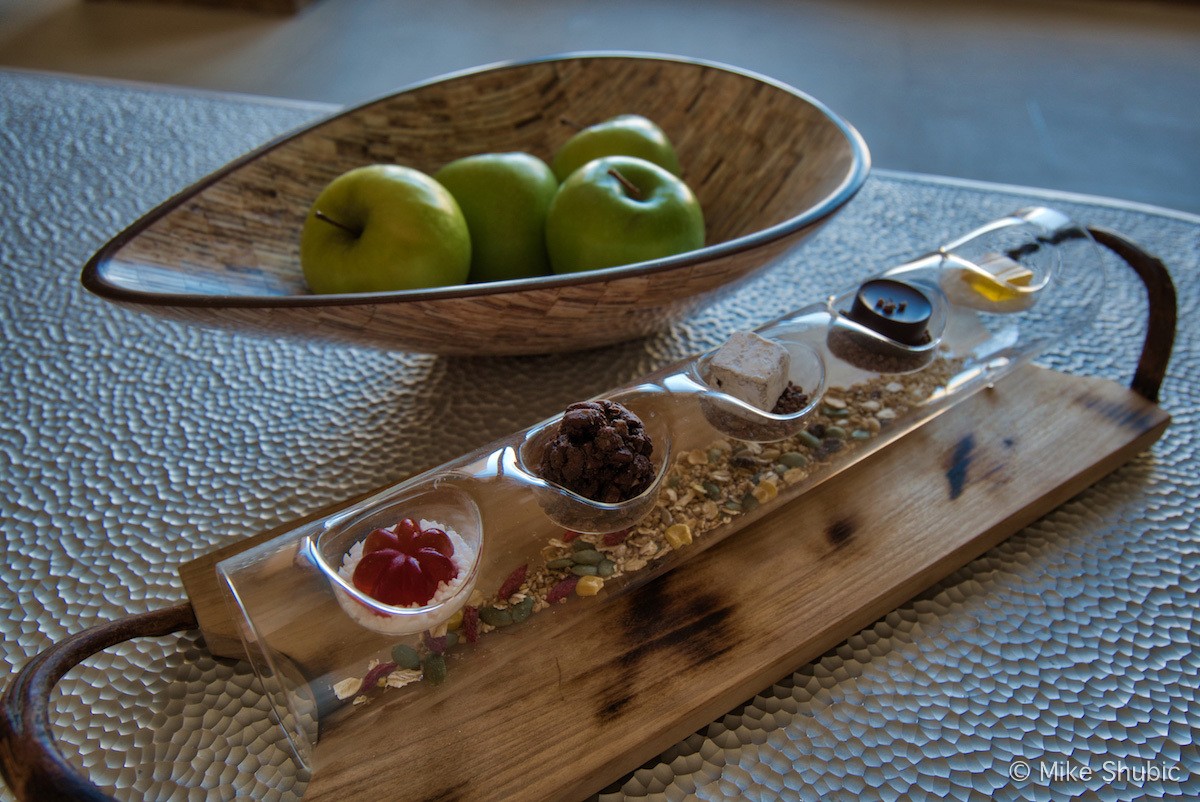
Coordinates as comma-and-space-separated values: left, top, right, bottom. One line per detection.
708, 331, 790, 411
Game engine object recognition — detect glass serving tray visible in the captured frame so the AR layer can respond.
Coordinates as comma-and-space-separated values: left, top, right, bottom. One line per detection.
214, 207, 1111, 771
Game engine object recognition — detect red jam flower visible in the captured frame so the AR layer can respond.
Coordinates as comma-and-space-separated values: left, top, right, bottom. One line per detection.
352, 518, 458, 607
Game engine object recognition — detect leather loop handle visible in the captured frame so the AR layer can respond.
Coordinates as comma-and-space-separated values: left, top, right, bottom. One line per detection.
0, 603, 197, 801
1086, 226, 1177, 403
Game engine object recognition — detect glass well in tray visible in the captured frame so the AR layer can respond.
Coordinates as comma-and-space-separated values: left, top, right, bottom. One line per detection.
216, 207, 1107, 770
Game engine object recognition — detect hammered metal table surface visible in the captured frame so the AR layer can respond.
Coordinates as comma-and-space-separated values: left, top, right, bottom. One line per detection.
2, 69, 1198, 802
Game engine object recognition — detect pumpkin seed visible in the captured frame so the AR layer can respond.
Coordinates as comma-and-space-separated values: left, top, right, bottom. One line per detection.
391, 644, 421, 671
572, 549, 604, 565
780, 451, 808, 468
798, 431, 822, 449
423, 654, 447, 685
479, 606, 513, 627
510, 597, 535, 623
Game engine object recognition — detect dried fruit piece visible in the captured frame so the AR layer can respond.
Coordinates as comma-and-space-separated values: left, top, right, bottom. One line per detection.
361, 661, 397, 691
497, 563, 529, 600
576, 575, 605, 596
602, 527, 632, 546
423, 631, 448, 655
547, 576, 580, 604
462, 605, 480, 643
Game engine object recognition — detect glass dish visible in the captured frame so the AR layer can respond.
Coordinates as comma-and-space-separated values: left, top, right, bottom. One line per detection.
217, 206, 1108, 771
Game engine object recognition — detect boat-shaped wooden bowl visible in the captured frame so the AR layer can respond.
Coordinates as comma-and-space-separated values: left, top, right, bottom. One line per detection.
81, 52, 870, 356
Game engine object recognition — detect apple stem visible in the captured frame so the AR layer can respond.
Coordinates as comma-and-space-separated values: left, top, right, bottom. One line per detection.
314, 209, 361, 236
559, 116, 585, 131
607, 168, 643, 199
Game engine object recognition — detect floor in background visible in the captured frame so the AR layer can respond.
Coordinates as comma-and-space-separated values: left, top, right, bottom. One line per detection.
1, 0, 1198, 214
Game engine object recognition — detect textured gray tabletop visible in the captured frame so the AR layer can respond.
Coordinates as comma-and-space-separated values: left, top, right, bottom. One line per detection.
2, 70, 1198, 801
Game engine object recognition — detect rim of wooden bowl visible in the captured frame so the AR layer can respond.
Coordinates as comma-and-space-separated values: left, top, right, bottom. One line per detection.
81, 51, 871, 310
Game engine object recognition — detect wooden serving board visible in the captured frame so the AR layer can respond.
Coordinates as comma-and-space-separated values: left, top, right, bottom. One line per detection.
179, 364, 1167, 801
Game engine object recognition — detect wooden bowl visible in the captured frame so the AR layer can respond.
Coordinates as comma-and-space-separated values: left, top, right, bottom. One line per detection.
82, 53, 869, 355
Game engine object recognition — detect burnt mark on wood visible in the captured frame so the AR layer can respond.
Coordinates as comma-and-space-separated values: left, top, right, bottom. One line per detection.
595, 573, 736, 724
826, 517, 857, 547
1002, 436, 1017, 450
945, 434, 976, 500
1075, 392, 1157, 433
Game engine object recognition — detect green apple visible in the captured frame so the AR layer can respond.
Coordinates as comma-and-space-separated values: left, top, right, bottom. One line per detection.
551, 114, 682, 182
300, 164, 470, 294
545, 155, 705, 274
434, 152, 558, 283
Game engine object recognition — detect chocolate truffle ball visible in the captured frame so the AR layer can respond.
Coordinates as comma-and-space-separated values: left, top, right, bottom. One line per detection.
539, 400, 655, 503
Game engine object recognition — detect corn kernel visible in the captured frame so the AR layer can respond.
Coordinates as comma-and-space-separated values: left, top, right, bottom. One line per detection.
575, 575, 605, 596
445, 609, 464, 632
665, 523, 693, 549
753, 481, 779, 504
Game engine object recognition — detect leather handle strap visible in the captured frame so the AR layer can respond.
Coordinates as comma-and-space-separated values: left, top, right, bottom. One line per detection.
0, 603, 196, 801
1086, 226, 1177, 403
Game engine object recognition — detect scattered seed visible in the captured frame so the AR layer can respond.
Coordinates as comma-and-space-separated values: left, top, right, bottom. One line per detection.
780, 451, 808, 468
423, 654, 447, 685
687, 448, 709, 465
479, 606, 514, 627
546, 557, 574, 569
571, 539, 594, 552
703, 481, 721, 499
741, 492, 760, 512
851, 429, 872, 440
597, 559, 617, 577
510, 596, 535, 623
571, 564, 599, 576
826, 426, 847, 439
391, 644, 422, 670
798, 431, 822, 449
877, 408, 897, 421
572, 549, 603, 565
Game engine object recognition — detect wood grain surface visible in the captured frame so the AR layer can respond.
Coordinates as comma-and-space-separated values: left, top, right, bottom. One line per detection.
178, 364, 1168, 800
